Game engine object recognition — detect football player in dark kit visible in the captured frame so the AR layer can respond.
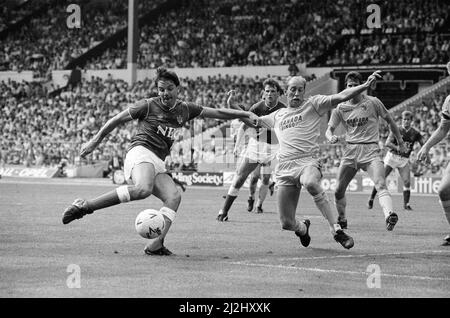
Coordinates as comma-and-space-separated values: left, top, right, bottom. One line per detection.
61, 67, 259, 255
217, 78, 286, 221
368, 110, 424, 210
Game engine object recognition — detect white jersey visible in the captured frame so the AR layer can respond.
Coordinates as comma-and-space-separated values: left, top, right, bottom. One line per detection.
260, 95, 332, 162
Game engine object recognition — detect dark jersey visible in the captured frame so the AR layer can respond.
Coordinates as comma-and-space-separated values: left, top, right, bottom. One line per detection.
127, 97, 203, 160
388, 126, 423, 158
248, 100, 286, 144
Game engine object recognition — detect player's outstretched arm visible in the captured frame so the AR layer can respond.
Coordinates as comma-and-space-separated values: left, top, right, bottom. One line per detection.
328, 70, 382, 109
201, 107, 259, 125
417, 122, 450, 161
80, 109, 133, 158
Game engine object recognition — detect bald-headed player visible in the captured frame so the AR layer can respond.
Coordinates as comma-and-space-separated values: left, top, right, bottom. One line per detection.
252, 72, 384, 249
417, 61, 450, 246
326, 71, 407, 232
368, 110, 424, 210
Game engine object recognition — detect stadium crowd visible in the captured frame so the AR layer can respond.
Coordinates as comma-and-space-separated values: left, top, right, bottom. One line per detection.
0, 74, 274, 171
2, 0, 448, 75
1, 73, 448, 176
0, 0, 164, 77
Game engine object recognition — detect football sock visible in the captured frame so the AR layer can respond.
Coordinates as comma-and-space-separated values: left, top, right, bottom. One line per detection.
313, 192, 337, 234
256, 184, 269, 207
223, 195, 237, 213
86, 188, 127, 211
403, 188, 411, 205
378, 189, 393, 219
439, 199, 450, 226
335, 195, 347, 219
370, 187, 377, 201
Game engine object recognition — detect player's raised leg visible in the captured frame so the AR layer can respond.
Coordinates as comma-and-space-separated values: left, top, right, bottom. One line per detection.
368, 164, 393, 209
277, 185, 311, 247
144, 173, 182, 255
398, 164, 412, 210
300, 165, 354, 249
334, 164, 358, 229
62, 162, 156, 224
438, 163, 450, 246
366, 160, 398, 231
218, 158, 259, 221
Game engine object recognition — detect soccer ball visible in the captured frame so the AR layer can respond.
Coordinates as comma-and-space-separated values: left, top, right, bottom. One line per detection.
135, 209, 165, 239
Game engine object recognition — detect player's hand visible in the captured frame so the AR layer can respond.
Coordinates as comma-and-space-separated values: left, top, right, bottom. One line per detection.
398, 142, 408, 154
227, 90, 238, 108
365, 70, 382, 87
233, 146, 241, 157
80, 139, 98, 158
417, 146, 430, 162
329, 135, 339, 144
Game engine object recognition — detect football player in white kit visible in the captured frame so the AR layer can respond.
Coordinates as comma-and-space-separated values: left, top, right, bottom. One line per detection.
252, 71, 384, 249
417, 62, 450, 246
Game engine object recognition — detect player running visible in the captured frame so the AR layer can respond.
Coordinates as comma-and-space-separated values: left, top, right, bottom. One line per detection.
417, 62, 450, 246
368, 110, 424, 210
326, 71, 407, 232
217, 78, 285, 221
61, 67, 259, 255
251, 72, 383, 249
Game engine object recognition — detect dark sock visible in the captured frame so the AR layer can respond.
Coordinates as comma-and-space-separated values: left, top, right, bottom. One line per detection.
87, 189, 121, 211
370, 187, 377, 201
403, 190, 411, 206
222, 195, 237, 213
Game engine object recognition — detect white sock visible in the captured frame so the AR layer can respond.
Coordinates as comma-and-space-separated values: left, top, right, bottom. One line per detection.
314, 192, 338, 234
378, 189, 393, 219
256, 184, 269, 207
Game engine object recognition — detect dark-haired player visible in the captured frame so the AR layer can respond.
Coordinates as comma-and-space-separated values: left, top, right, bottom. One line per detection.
368, 110, 424, 210
217, 78, 285, 221
326, 71, 407, 232
61, 67, 259, 255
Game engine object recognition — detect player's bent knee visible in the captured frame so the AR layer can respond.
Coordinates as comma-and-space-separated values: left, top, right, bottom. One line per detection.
303, 180, 320, 194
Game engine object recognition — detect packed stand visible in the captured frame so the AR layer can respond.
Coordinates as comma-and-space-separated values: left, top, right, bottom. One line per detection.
0, 74, 271, 172
325, 33, 450, 66
87, 0, 378, 69
0, 0, 165, 77
0, 0, 52, 32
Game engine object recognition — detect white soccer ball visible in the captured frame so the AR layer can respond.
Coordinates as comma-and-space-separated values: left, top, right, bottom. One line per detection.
135, 209, 165, 239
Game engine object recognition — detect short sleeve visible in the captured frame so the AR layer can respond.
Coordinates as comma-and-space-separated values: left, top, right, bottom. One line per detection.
328, 108, 342, 128
186, 102, 204, 120
372, 97, 389, 119
310, 95, 332, 116
128, 99, 150, 120
259, 111, 276, 129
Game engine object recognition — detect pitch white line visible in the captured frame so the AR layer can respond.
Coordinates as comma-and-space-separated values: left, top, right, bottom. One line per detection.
275, 250, 450, 262
228, 261, 450, 282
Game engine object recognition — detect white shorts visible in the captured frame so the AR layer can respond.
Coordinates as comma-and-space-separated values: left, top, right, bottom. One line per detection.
124, 146, 167, 183
244, 139, 278, 165
384, 151, 408, 169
